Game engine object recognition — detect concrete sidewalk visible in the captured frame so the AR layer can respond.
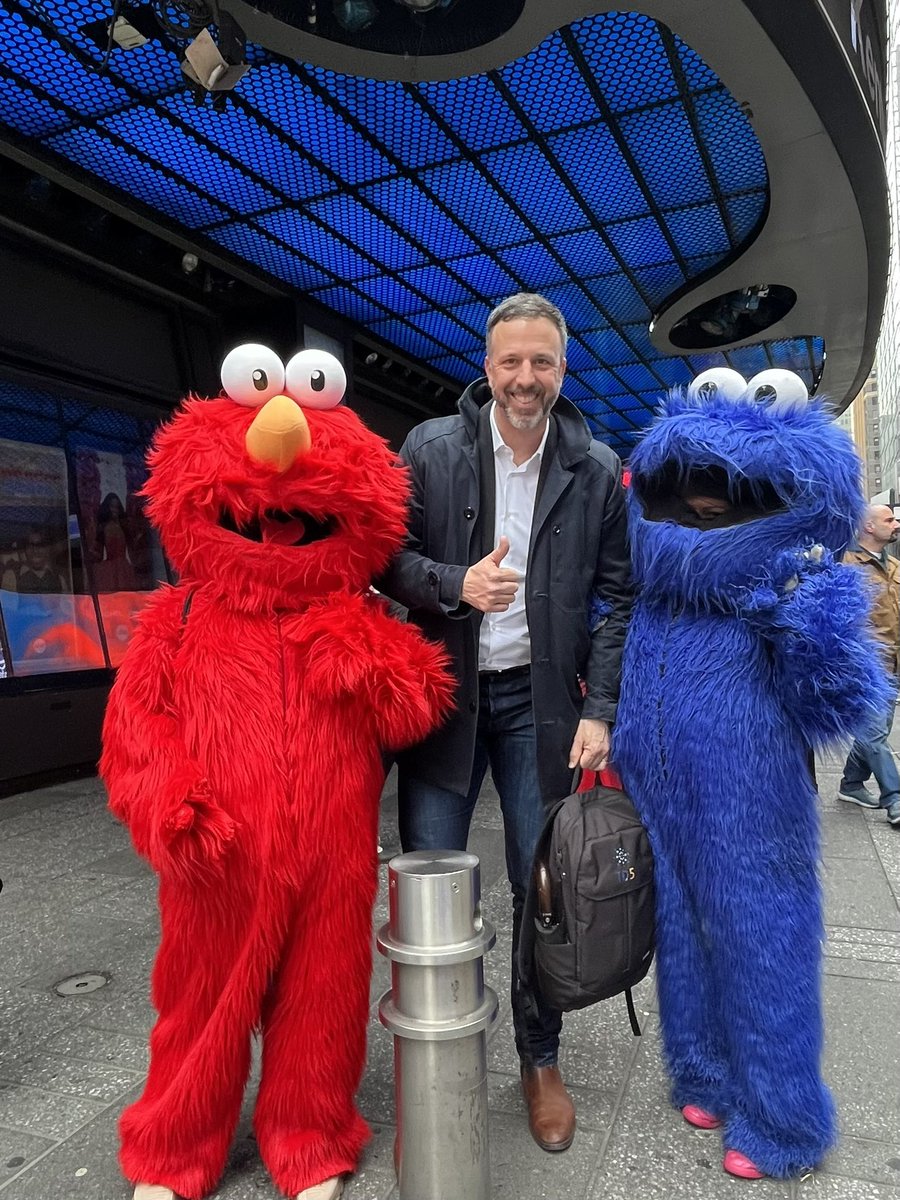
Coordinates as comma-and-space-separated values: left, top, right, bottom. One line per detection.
0, 751, 898, 1200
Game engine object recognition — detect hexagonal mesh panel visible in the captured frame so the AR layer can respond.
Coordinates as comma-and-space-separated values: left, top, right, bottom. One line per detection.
0, 2, 821, 455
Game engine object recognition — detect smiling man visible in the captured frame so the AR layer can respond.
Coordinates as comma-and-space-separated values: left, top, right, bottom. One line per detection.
379, 293, 632, 1153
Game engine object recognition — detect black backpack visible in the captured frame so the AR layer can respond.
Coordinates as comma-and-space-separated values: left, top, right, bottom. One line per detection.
519, 780, 655, 1035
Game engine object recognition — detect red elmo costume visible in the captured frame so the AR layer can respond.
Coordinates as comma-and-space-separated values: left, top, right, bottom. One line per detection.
100, 344, 452, 1200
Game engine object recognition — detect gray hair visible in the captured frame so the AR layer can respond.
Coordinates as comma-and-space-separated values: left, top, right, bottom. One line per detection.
485, 293, 568, 356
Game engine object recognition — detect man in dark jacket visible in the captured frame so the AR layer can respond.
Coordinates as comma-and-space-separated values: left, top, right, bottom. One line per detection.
379, 293, 632, 1153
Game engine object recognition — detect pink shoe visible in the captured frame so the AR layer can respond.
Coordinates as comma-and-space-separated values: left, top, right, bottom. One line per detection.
723, 1150, 766, 1179
682, 1104, 722, 1130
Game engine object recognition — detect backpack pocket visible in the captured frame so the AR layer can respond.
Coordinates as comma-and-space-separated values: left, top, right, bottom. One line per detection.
532, 924, 578, 1011
575, 827, 655, 1001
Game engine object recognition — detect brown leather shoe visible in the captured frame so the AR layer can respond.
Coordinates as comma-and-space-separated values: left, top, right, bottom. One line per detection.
521, 1065, 576, 1152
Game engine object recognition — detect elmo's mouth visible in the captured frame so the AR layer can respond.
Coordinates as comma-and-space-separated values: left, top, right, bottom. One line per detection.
219, 508, 337, 547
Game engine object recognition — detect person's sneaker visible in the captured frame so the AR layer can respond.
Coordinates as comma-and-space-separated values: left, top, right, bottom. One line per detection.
682, 1104, 722, 1130
723, 1150, 766, 1180
837, 785, 880, 809
887, 801, 900, 827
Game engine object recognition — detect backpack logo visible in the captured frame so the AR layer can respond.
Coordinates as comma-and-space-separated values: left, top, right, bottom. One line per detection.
615, 844, 635, 882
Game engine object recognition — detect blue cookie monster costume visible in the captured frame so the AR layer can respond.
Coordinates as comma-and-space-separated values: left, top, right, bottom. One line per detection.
614, 367, 891, 1179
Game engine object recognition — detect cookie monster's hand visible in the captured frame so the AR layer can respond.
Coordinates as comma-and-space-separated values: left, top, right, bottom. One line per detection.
741, 545, 829, 620
741, 547, 892, 746
155, 781, 238, 882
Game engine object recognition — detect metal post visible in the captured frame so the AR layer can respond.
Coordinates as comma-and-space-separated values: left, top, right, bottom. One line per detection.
377, 850, 498, 1200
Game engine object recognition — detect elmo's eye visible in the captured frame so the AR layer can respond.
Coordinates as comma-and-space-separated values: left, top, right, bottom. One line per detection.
285, 349, 346, 410
221, 344, 286, 407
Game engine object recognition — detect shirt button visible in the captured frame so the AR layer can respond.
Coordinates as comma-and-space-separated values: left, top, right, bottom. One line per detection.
427, 570, 438, 586
468, 700, 477, 713
552, 525, 562, 534
464, 507, 475, 519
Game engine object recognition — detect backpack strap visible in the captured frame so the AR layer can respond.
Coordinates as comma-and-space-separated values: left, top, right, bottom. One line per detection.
180, 587, 197, 626
624, 987, 642, 1037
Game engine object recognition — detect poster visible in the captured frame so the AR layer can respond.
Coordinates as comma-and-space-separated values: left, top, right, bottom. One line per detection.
0, 439, 73, 596
0, 592, 106, 675
74, 447, 158, 593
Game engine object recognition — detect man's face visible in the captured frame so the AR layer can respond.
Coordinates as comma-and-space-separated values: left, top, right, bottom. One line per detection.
681, 493, 735, 524
25, 536, 49, 570
869, 506, 900, 544
484, 317, 566, 432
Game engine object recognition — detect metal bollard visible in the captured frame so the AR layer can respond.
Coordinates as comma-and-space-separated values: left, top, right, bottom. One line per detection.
377, 850, 498, 1200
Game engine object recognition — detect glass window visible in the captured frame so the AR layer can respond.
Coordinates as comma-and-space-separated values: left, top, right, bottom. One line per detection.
0, 377, 168, 679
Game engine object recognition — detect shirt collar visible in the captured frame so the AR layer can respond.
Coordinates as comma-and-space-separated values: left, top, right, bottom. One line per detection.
489, 401, 550, 465
852, 540, 888, 566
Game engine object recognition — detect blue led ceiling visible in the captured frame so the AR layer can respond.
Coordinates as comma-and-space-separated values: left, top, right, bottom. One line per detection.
0, 2, 824, 453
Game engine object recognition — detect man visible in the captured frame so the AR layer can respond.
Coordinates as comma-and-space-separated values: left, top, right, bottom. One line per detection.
838, 503, 900, 827
379, 293, 632, 1152
2, 529, 65, 594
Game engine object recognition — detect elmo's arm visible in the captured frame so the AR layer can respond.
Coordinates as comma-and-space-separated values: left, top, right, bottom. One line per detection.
100, 586, 235, 877
364, 608, 455, 751
741, 548, 892, 746
306, 599, 455, 751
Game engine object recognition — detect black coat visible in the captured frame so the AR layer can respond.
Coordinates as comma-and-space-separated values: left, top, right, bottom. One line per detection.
379, 380, 633, 805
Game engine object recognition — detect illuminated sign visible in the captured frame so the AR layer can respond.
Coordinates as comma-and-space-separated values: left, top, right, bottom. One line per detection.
820, 0, 887, 147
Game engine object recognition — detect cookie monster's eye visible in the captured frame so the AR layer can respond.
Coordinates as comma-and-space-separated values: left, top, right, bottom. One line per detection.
221, 344, 286, 407
745, 369, 810, 414
687, 368, 746, 403
285, 349, 347, 410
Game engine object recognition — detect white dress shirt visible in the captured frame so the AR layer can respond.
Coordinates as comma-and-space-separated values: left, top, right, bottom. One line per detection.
478, 403, 549, 671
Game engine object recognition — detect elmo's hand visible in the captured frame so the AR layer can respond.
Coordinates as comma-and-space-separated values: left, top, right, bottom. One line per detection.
155, 782, 238, 882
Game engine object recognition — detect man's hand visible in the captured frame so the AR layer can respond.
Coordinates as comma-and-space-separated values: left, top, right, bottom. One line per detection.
568, 718, 611, 772
461, 537, 521, 613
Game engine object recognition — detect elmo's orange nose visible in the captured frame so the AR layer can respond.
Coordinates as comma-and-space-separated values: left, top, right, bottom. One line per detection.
245, 394, 311, 472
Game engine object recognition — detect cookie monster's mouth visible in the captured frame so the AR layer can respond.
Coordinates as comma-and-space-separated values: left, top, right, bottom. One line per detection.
635, 463, 788, 530
219, 508, 338, 547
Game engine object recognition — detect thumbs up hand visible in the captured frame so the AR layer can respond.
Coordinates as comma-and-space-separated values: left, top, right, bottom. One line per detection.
461, 537, 521, 612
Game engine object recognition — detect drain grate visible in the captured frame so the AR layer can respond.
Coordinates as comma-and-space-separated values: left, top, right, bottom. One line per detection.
54, 972, 110, 996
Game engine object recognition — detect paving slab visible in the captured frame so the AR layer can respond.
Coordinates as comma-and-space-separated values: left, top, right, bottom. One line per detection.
820, 1134, 900, 1188
822, 975, 900, 1144
0, 1130, 56, 1187
821, 860, 900, 931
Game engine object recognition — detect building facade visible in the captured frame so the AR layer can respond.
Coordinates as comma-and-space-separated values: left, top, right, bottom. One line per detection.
876, 0, 900, 502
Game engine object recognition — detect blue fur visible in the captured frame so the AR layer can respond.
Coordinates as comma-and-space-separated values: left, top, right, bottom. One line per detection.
615, 390, 890, 1178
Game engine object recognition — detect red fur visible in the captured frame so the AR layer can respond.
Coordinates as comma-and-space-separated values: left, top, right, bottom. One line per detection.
100, 392, 453, 1198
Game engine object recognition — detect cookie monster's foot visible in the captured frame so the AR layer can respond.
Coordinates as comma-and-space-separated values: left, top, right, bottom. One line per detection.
723, 1151, 766, 1180
682, 1105, 722, 1130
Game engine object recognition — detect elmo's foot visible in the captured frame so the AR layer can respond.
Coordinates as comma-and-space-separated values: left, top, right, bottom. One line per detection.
296, 1176, 344, 1200
133, 1186, 177, 1200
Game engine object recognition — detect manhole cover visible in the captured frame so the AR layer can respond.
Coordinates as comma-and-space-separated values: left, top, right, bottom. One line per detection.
54, 972, 109, 996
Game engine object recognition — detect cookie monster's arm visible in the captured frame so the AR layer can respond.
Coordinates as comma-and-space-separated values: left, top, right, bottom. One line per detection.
100, 586, 234, 876
741, 549, 892, 746
376, 437, 470, 618
582, 462, 634, 724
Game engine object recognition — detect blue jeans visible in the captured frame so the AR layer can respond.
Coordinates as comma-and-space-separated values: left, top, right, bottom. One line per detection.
841, 695, 900, 806
398, 665, 563, 1068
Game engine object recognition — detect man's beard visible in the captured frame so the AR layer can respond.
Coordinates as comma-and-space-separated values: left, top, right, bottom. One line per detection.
494, 389, 558, 430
